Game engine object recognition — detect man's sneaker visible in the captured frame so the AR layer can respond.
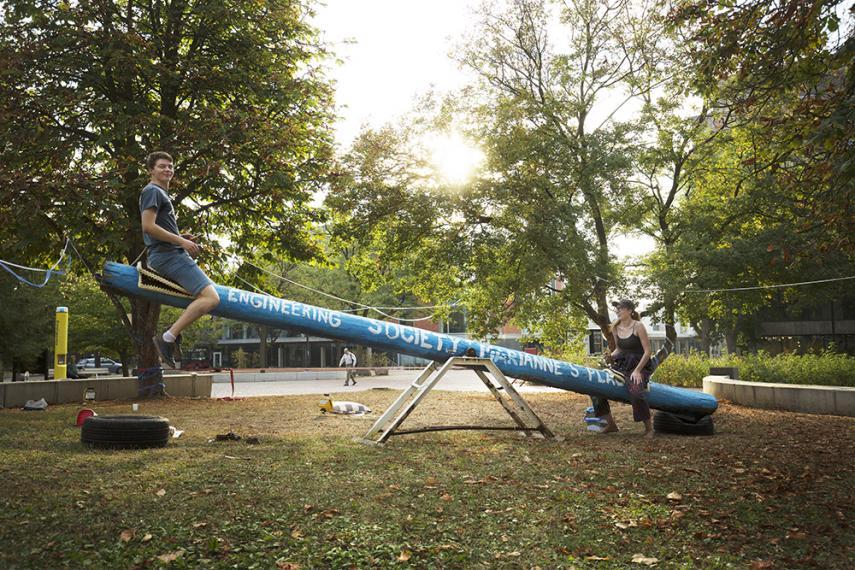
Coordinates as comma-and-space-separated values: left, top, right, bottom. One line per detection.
152, 335, 177, 369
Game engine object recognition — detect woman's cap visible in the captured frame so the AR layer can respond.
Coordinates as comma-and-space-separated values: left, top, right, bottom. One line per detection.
611, 299, 635, 311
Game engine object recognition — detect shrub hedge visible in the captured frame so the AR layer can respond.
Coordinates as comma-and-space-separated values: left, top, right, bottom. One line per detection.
653, 351, 855, 388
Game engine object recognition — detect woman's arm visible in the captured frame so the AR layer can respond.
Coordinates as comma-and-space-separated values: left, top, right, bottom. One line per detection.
631, 323, 652, 382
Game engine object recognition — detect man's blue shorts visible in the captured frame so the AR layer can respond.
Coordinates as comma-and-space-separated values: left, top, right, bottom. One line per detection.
147, 248, 214, 296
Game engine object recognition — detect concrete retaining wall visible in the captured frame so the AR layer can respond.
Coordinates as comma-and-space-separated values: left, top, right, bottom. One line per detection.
212, 369, 355, 383
703, 375, 855, 417
210, 368, 398, 383
0, 374, 212, 408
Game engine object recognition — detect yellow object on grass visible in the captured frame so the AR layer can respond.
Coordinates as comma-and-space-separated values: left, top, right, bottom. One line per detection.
319, 395, 371, 415
54, 307, 68, 380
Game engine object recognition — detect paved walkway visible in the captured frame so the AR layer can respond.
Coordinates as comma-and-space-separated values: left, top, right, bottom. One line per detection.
211, 369, 564, 398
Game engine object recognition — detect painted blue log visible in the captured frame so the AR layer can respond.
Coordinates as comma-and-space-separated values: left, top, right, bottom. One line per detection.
103, 262, 717, 416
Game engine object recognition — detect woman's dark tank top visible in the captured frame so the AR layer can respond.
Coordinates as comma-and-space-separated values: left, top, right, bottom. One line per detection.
616, 323, 644, 355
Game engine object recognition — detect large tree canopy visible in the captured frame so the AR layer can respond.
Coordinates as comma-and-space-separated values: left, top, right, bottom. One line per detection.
329, 0, 665, 351
657, 0, 855, 350
670, 0, 853, 261
0, 0, 335, 365
329, 0, 853, 356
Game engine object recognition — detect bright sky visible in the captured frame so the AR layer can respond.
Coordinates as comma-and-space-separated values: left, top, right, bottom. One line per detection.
312, 0, 655, 258
313, 0, 480, 147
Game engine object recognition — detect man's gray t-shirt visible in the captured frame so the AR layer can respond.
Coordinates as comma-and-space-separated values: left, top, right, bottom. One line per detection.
139, 183, 181, 252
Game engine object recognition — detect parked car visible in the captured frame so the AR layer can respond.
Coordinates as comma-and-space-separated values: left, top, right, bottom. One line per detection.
77, 357, 122, 374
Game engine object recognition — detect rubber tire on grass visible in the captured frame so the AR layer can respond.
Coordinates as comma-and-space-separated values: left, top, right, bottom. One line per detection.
81, 415, 170, 449
653, 411, 714, 436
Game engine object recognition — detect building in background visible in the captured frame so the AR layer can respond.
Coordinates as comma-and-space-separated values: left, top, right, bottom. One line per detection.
754, 296, 854, 354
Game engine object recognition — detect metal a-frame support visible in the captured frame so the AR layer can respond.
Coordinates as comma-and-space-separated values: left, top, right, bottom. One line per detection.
359, 357, 559, 445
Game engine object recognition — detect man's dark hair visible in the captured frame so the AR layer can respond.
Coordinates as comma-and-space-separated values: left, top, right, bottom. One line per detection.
145, 151, 173, 171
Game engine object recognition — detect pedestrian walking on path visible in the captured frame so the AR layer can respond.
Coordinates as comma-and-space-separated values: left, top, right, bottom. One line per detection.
339, 347, 357, 386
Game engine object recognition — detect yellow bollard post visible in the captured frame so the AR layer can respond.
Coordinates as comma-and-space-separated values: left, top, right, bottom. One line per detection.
54, 307, 69, 380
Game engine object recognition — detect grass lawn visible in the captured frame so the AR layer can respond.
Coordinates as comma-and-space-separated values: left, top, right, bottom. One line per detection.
0, 389, 852, 569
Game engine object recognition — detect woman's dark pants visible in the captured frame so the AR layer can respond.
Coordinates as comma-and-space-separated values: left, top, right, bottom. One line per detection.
592, 354, 651, 422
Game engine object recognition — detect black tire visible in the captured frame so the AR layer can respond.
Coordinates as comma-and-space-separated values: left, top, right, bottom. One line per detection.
653, 411, 715, 436
81, 415, 171, 449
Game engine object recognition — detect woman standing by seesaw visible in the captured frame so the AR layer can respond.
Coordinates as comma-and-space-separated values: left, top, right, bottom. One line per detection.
592, 299, 654, 438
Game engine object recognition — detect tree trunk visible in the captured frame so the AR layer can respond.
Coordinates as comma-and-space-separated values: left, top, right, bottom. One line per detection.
40, 349, 50, 378
699, 318, 713, 355
725, 330, 739, 355
131, 297, 162, 368
657, 239, 681, 350
259, 325, 269, 368
583, 301, 615, 353
660, 292, 681, 351
118, 348, 129, 377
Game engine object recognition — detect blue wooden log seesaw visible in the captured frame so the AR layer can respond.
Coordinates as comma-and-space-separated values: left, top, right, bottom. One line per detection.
102, 261, 717, 417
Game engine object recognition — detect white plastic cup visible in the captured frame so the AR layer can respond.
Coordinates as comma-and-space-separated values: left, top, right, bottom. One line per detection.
132, 403, 139, 412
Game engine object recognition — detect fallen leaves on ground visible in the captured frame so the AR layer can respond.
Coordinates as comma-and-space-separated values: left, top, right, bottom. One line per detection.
156, 549, 185, 563
631, 553, 659, 565
2, 393, 853, 569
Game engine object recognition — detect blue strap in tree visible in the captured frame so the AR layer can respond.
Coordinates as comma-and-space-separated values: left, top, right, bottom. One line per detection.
0, 239, 71, 288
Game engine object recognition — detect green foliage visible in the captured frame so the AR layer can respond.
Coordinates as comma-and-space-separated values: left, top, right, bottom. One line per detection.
229, 244, 441, 329
0, 0, 335, 365
60, 275, 133, 363
352, 348, 393, 369
516, 292, 591, 361
652, 352, 722, 387
326, 125, 464, 315
0, 275, 58, 370
234, 348, 248, 369
624, 1, 854, 349
326, 0, 850, 356
159, 306, 224, 353
329, 0, 665, 343
654, 352, 855, 388
736, 351, 855, 387
0, 0, 334, 262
